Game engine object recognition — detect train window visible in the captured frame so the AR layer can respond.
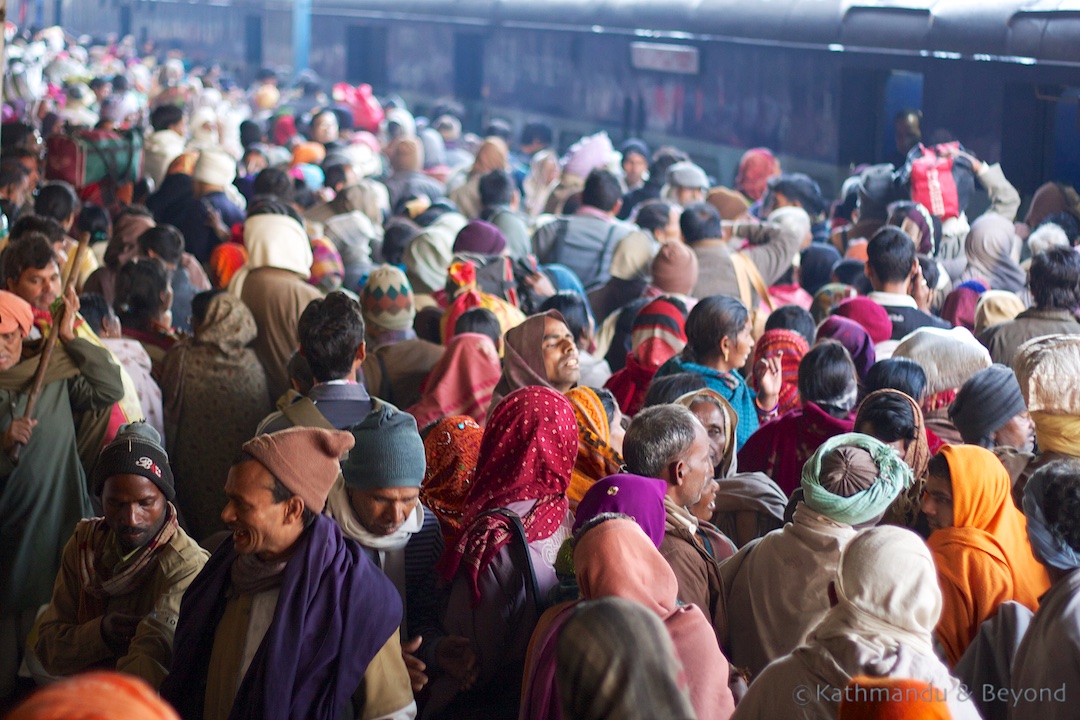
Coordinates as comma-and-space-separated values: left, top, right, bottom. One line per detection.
1053, 88, 1080, 189
882, 71, 923, 165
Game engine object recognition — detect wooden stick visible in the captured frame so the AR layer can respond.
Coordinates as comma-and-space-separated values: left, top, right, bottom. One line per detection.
9, 231, 91, 465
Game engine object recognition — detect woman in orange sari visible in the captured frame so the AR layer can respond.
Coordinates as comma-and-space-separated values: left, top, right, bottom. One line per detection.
564, 386, 625, 510
922, 444, 1050, 665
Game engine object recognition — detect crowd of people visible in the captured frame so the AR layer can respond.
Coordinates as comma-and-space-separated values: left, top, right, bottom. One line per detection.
1, 24, 1080, 720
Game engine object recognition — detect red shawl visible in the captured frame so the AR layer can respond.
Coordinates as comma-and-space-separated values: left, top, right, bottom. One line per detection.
604, 297, 687, 416
737, 401, 855, 497
407, 332, 501, 431
748, 329, 808, 416
437, 386, 577, 603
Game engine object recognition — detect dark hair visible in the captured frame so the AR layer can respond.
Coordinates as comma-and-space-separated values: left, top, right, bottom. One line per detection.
137, 225, 184, 265
270, 476, 317, 528
635, 200, 673, 234
323, 163, 350, 190
643, 373, 707, 408
647, 149, 689, 190
287, 350, 315, 395
520, 121, 553, 148
76, 204, 111, 239
78, 292, 115, 334
297, 292, 366, 382
10, 215, 65, 244
855, 392, 917, 444
1040, 212, 1080, 246
867, 227, 916, 284
1030, 247, 1080, 311
3, 232, 57, 284
0, 162, 27, 190
594, 387, 619, 426
767, 173, 828, 217
864, 357, 928, 400
479, 170, 515, 207
33, 182, 79, 223
483, 119, 513, 143
246, 195, 303, 225
679, 203, 722, 244
252, 167, 295, 203
114, 259, 170, 330
1035, 459, 1080, 554
540, 292, 590, 343
927, 452, 950, 482
798, 340, 857, 415
831, 258, 873, 295
764, 305, 816, 345
581, 169, 623, 213
382, 218, 421, 267
454, 307, 502, 348
917, 254, 939, 293
682, 296, 748, 364
111, 74, 129, 93
240, 119, 265, 148
150, 104, 184, 132
191, 289, 224, 327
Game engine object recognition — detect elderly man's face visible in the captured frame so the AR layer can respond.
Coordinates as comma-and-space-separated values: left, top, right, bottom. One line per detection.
348, 486, 421, 537
222, 460, 305, 560
102, 473, 167, 552
0, 329, 23, 371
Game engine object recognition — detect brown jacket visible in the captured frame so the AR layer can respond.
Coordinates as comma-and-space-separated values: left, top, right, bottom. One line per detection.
35, 520, 209, 688
360, 338, 445, 408
978, 308, 1080, 366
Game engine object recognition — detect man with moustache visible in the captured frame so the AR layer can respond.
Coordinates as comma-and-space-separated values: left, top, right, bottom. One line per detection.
162, 426, 406, 720
33, 423, 209, 688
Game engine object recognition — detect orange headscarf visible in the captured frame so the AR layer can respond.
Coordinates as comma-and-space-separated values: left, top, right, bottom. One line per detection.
838, 677, 951, 720
565, 387, 624, 509
209, 242, 248, 289
8, 671, 181, 720
928, 444, 1050, 665
421, 415, 483, 544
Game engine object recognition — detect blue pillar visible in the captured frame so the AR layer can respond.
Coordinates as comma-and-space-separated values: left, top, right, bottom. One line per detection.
292, 0, 312, 77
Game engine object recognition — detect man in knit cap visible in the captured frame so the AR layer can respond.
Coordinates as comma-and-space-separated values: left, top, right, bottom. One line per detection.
949, 364, 1033, 452
33, 423, 209, 689
327, 406, 452, 697
358, 266, 444, 408
664, 161, 710, 208
162, 427, 405, 720
259, 291, 377, 433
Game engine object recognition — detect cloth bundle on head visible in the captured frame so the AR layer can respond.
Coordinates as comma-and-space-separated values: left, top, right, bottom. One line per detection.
562, 132, 615, 179
650, 242, 699, 297
7, 671, 181, 720
421, 416, 483, 543
307, 236, 344, 291
228, 214, 313, 297
192, 148, 236, 188
949, 364, 1026, 447
929, 444, 1050, 664
801, 433, 912, 526
811, 283, 859, 324
892, 327, 991, 399
208, 242, 248, 289
817, 317, 877, 380
834, 297, 893, 345
0, 290, 35, 337
604, 298, 687, 416
800, 244, 842, 296
361, 264, 416, 332
91, 422, 174, 500
404, 223, 458, 295
453, 219, 506, 256
1013, 334, 1080, 456
973, 290, 1025, 336
438, 386, 577, 603
439, 260, 527, 344
241, 427, 355, 513
706, 186, 751, 221
962, 213, 1026, 294
1023, 460, 1080, 572
748, 329, 807, 415
342, 404, 426, 489
838, 677, 951, 720
940, 285, 984, 332
571, 474, 668, 547
565, 387, 625, 508
490, 310, 567, 410
736, 148, 780, 201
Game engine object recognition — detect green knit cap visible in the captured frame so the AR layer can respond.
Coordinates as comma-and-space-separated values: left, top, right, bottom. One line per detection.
342, 404, 426, 489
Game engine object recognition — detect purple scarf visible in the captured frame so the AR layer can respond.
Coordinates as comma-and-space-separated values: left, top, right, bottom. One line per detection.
161, 515, 401, 720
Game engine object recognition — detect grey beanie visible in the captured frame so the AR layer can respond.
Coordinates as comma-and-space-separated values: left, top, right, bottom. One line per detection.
949, 364, 1027, 446
91, 422, 174, 501
342, 404, 426, 489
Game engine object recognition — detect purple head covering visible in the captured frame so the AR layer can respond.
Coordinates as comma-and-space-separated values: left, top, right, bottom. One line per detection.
454, 219, 507, 256
572, 473, 668, 548
817, 315, 877, 380
940, 285, 985, 332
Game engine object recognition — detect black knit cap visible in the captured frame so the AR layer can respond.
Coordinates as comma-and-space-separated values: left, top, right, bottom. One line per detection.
90, 422, 174, 501
949, 364, 1027, 445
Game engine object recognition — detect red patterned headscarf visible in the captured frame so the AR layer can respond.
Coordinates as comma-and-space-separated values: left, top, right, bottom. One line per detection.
438, 386, 577, 603
605, 297, 688, 416
421, 416, 484, 544
735, 148, 781, 202
748, 329, 808, 415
